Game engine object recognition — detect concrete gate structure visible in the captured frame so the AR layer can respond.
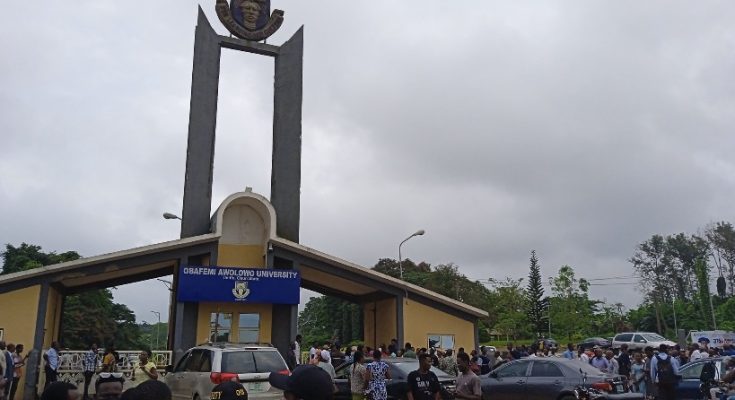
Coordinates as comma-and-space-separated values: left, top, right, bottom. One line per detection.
0, 6, 487, 400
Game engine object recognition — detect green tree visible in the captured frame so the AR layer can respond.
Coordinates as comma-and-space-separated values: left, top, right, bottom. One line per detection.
525, 250, 545, 336
487, 278, 528, 340
706, 222, 735, 297
2, 243, 142, 349
297, 296, 363, 346
694, 257, 715, 329
2, 243, 80, 274
549, 265, 592, 340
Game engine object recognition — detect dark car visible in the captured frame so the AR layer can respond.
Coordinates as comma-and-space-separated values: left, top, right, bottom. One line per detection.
480, 358, 641, 400
579, 337, 612, 350
334, 358, 456, 400
676, 357, 725, 400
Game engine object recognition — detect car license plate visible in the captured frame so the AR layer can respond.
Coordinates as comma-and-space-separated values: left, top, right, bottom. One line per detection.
247, 382, 265, 393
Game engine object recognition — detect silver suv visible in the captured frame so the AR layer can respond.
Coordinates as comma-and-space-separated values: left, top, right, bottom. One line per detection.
164, 343, 289, 400
611, 332, 676, 350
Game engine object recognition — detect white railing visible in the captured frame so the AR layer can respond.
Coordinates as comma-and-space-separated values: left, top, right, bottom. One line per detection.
40, 350, 172, 394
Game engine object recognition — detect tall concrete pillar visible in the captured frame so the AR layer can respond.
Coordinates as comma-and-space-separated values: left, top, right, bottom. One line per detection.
180, 7, 222, 239
271, 27, 304, 243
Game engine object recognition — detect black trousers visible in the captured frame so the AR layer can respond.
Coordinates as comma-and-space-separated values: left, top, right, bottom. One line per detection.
656, 382, 677, 400
83, 371, 94, 400
8, 377, 20, 400
44, 366, 57, 389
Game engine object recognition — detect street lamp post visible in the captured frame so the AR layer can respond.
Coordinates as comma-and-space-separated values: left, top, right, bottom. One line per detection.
398, 229, 425, 280
151, 311, 161, 350
163, 212, 181, 220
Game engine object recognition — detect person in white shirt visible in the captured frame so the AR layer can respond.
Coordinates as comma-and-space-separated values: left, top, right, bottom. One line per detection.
691, 343, 709, 361
309, 342, 318, 363
316, 350, 336, 380
294, 335, 302, 365
605, 351, 619, 375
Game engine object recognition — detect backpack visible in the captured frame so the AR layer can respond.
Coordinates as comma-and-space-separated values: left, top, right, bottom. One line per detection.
700, 361, 716, 383
655, 354, 676, 384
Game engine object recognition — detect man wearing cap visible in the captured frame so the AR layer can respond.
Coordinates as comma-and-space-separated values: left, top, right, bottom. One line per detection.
317, 350, 336, 380
691, 341, 709, 361
270, 365, 334, 400
211, 381, 248, 400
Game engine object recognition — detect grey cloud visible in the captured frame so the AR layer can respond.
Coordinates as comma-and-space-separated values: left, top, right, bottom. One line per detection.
2, 1, 735, 320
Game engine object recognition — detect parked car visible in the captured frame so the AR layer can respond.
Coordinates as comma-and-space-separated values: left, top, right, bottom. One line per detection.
333, 357, 456, 400
164, 343, 290, 400
578, 337, 612, 350
480, 358, 640, 400
676, 357, 725, 400
611, 332, 676, 351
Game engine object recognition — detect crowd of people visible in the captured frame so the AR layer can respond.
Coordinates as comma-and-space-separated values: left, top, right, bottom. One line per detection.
19, 334, 735, 400
0, 340, 27, 400
291, 334, 735, 400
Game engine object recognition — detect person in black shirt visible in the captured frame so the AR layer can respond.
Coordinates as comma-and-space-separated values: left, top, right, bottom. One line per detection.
617, 344, 631, 378
407, 353, 441, 400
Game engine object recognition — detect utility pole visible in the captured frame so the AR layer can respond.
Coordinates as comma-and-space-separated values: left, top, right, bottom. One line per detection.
151, 311, 161, 349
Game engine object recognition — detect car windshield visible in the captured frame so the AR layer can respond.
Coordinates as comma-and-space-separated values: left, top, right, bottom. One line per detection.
392, 362, 452, 379
221, 351, 288, 374
642, 334, 666, 341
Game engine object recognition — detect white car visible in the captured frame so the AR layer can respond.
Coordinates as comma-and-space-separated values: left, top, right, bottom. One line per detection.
165, 343, 289, 400
611, 332, 676, 350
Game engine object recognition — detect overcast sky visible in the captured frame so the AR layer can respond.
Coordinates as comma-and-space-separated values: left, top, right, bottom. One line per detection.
2, 1, 735, 324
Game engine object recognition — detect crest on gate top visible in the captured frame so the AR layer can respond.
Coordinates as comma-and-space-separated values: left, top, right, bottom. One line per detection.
215, 0, 284, 41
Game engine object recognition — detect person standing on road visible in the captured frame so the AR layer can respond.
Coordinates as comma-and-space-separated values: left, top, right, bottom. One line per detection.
349, 352, 366, 400
650, 344, 679, 400
562, 344, 575, 360
365, 350, 391, 400
590, 348, 609, 373
3, 344, 14, 399
43, 341, 60, 389
617, 344, 631, 378
403, 344, 417, 359
454, 353, 481, 400
81, 343, 97, 400
407, 353, 440, 400
8, 344, 26, 400
101, 345, 117, 373
316, 350, 335, 381
293, 335, 302, 365
605, 350, 618, 375
131, 350, 157, 387
439, 349, 457, 377
630, 352, 646, 394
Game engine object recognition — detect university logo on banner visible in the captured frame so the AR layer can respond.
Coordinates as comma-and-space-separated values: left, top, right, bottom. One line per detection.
177, 266, 300, 304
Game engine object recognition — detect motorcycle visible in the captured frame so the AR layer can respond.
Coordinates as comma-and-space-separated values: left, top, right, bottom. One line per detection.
575, 371, 607, 400
574, 370, 644, 400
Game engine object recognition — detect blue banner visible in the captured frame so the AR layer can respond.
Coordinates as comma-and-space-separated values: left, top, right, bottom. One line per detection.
176, 266, 300, 304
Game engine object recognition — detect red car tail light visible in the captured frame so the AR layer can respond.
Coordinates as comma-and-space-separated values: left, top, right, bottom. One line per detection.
210, 372, 239, 384
591, 382, 612, 392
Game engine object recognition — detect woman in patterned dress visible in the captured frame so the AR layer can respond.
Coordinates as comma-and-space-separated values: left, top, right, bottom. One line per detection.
365, 350, 391, 400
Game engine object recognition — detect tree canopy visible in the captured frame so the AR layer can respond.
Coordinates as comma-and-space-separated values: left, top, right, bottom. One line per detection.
1, 243, 144, 349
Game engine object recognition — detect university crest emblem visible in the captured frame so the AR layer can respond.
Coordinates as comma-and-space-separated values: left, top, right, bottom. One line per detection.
232, 280, 251, 300
215, 0, 284, 41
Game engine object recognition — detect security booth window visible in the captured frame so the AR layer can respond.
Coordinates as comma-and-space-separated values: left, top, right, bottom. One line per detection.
210, 312, 233, 342
239, 313, 260, 343
428, 334, 455, 350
